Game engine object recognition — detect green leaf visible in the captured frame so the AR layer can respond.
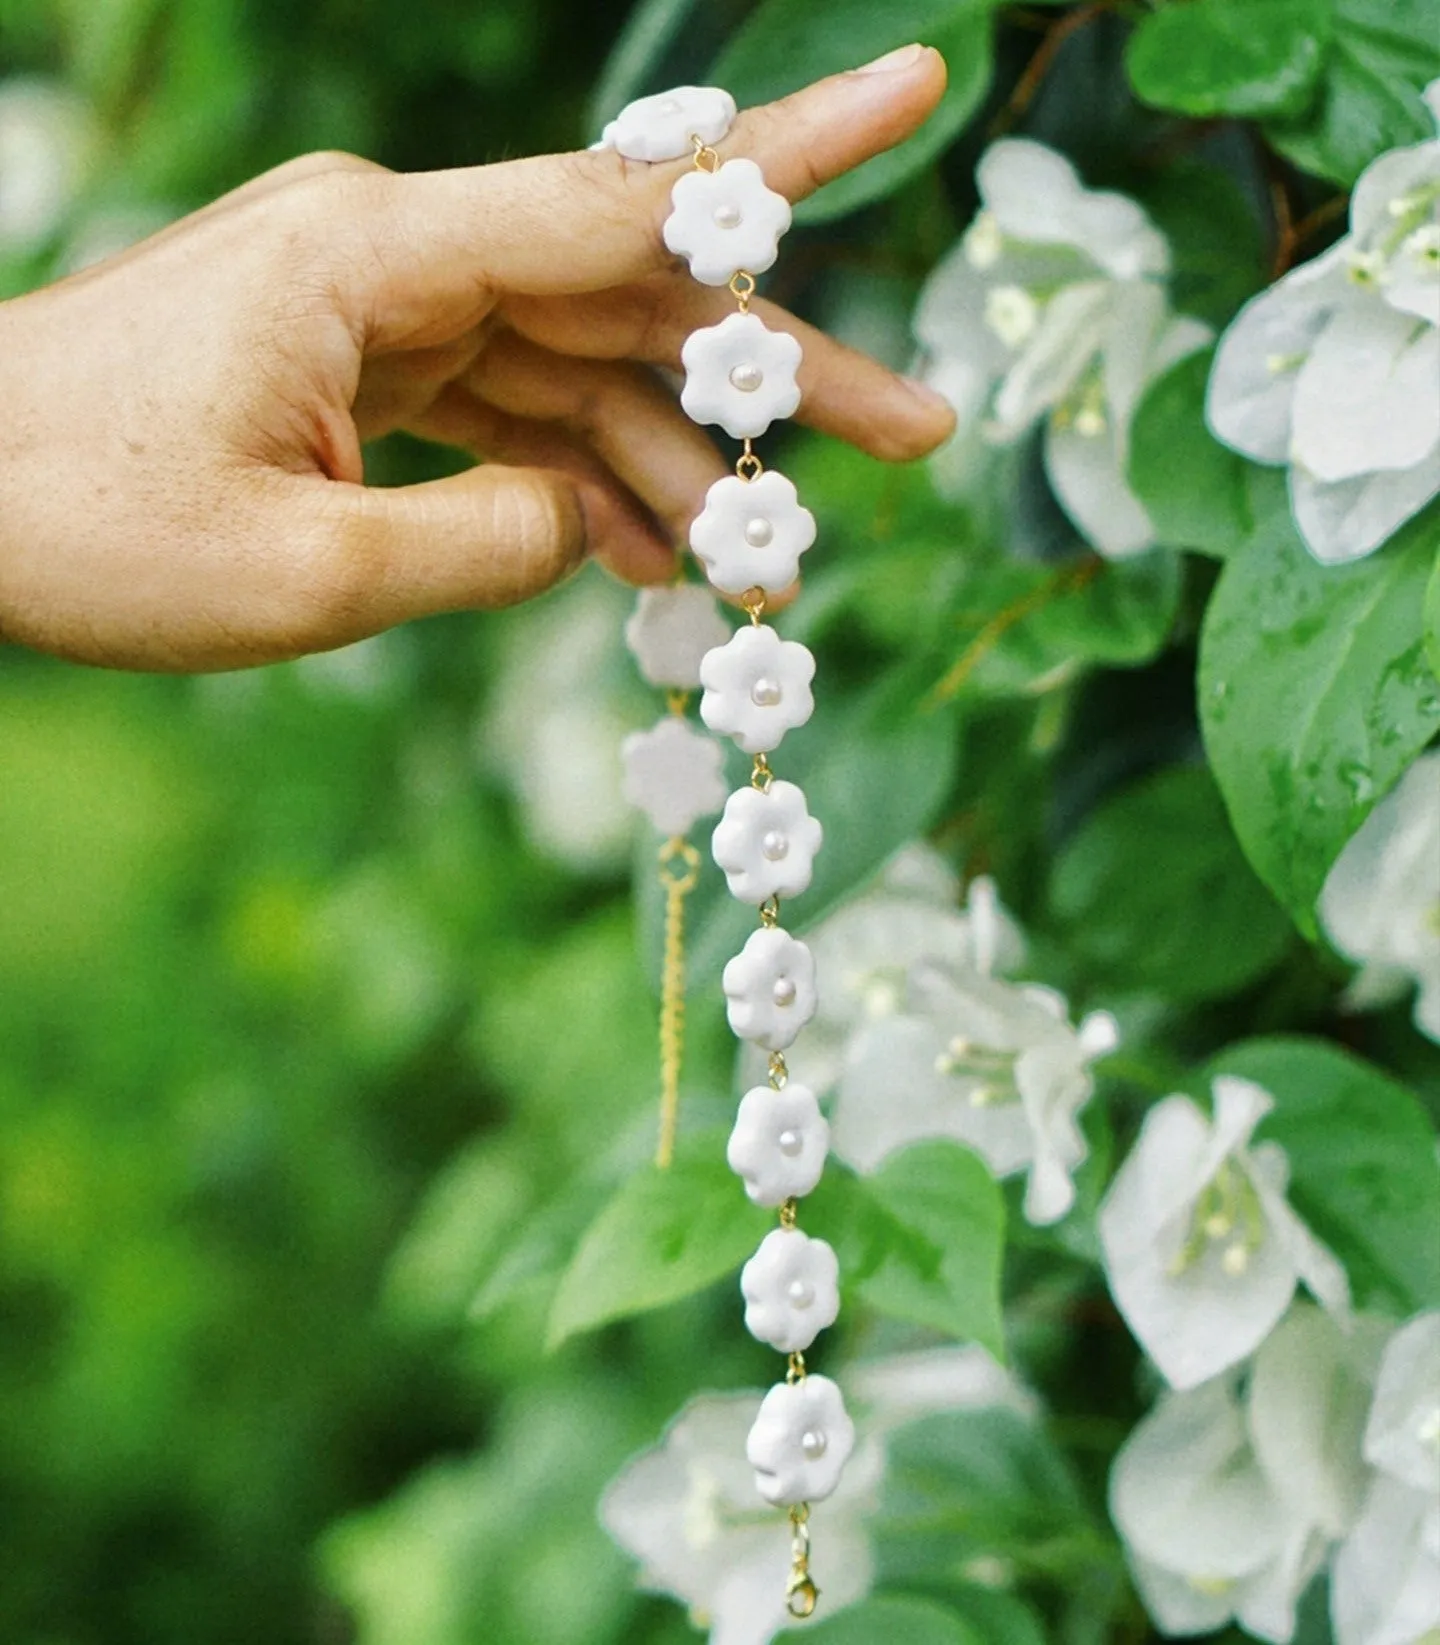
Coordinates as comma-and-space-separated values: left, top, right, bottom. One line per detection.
936, 553, 1183, 701
1051, 765, 1293, 1003
712, 0, 994, 223
1198, 481, 1440, 935
1127, 0, 1330, 119
1128, 351, 1252, 557
1134, 163, 1268, 331
639, 672, 964, 990
832, 1143, 1006, 1357
1426, 552, 1440, 684
588, 0, 700, 126
1208, 1036, 1440, 1312
545, 1145, 769, 1349
1264, 0, 1440, 186
805, 1595, 994, 1645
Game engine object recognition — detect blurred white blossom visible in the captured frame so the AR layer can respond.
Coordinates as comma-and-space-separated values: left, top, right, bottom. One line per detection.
1207, 80, 1440, 563
601, 1347, 1027, 1645
1320, 749, 1440, 1044
0, 78, 92, 254
914, 138, 1210, 558
1333, 1310, 1440, 1645
1112, 1306, 1381, 1643
1099, 1076, 1351, 1389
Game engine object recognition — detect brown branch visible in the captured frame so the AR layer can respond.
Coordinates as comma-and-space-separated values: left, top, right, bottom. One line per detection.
991, 3, 1113, 137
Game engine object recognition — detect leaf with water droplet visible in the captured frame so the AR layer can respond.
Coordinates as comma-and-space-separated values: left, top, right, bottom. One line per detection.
1426, 551, 1440, 687
1199, 484, 1440, 936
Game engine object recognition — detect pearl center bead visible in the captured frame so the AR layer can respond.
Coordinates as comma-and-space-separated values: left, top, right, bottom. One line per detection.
801, 1429, 827, 1460
761, 830, 788, 861
750, 676, 782, 708
744, 516, 774, 548
729, 362, 764, 393
713, 202, 742, 229
772, 977, 798, 1008
787, 1279, 815, 1309
777, 1127, 803, 1156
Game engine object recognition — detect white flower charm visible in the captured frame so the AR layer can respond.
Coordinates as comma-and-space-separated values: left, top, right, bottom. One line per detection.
740, 1227, 840, 1353
832, 964, 1117, 1226
914, 138, 1210, 559
723, 926, 818, 1050
711, 781, 823, 903
1207, 80, 1440, 563
681, 312, 803, 440
746, 1375, 856, 1506
663, 157, 792, 287
593, 85, 736, 163
624, 584, 731, 689
621, 715, 726, 836
699, 625, 815, 754
600, 1391, 881, 1645
690, 470, 817, 595
1320, 749, 1440, 1043
1331, 1309, 1440, 1645
727, 1081, 829, 1206
1098, 1076, 1351, 1390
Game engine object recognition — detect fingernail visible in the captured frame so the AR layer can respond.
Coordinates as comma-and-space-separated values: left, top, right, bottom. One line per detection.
855, 43, 926, 75
903, 374, 955, 414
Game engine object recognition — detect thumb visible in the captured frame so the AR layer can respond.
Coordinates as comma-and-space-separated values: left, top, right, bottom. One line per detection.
295, 463, 596, 646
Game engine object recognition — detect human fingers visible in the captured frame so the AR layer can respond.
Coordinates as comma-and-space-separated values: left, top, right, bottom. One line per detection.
407, 384, 679, 586
333, 46, 947, 342
502, 282, 955, 462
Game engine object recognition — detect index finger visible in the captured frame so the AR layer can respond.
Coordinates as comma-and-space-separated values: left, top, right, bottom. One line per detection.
348, 45, 947, 340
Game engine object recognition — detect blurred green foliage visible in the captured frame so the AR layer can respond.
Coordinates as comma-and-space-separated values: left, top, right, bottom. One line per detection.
2, 2, 1438, 1644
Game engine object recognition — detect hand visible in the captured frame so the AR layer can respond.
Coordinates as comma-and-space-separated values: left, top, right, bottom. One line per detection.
0, 45, 955, 671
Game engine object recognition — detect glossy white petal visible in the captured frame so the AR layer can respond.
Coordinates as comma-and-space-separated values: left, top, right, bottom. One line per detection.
722, 926, 818, 1052
711, 781, 823, 903
681, 312, 803, 440
1332, 1475, 1440, 1645
740, 1227, 840, 1353
727, 1080, 829, 1206
663, 157, 791, 287
1043, 413, 1157, 558
1206, 244, 1352, 464
1291, 305, 1440, 481
746, 1375, 855, 1505
1363, 1311, 1440, 1491
597, 85, 736, 162
625, 584, 731, 688
620, 715, 726, 835
1289, 447, 1440, 564
1321, 749, 1440, 1038
689, 469, 816, 596
699, 624, 815, 754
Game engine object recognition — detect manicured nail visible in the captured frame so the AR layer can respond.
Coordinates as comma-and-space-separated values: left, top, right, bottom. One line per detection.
855, 43, 926, 75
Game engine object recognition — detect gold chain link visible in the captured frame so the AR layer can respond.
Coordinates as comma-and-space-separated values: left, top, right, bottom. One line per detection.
655, 836, 700, 1169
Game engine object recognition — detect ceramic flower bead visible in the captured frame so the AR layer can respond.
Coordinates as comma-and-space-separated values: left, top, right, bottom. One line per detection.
699, 624, 815, 754
663, 158, 792, 287
746, 1375, 856, 1506
722, 926, 817, 1050
711, 780, 823, 902
690, 470, 817, 595
680, 312, 803, 440
741, 1227, 840, 1353
624, 585, 730, 689
594, 86, 736, 162
620, 716, 726, 836
727, 1081, 829, 1206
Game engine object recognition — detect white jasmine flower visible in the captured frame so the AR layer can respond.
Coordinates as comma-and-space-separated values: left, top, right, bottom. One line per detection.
0, 78, 92, 254
1320, 749, 1440, 1043
1208, 79, 1440, 563
831, 961, 1117, 1226
914, 139, 1210, 559
1362, 1310, 1440, 1491
1111, 1368, 1324, 1642
1099, 1076, 1351, 1389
